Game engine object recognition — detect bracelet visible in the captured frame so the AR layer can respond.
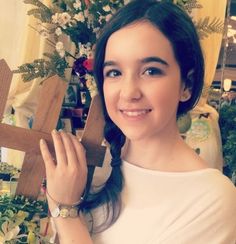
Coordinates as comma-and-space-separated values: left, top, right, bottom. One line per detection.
46, 189, 84, 218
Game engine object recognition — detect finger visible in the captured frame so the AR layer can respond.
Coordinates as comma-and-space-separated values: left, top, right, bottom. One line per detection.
40, 139, 56, 175
69, 134, 87, 170
60, 131, 79, 167
51, 129, 67, 166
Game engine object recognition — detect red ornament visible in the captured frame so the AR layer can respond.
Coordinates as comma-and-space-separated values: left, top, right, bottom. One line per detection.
83, 58, 94, 71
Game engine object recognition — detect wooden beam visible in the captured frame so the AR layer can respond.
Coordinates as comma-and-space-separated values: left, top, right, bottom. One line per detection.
0, 123, 54, 154
81, 94, 106, 167
16, 76, 67, 197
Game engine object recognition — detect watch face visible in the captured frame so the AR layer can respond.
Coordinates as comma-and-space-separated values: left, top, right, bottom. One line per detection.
69, 208, 78, 218
51, 206, 60, 218
60, 207, 69, 218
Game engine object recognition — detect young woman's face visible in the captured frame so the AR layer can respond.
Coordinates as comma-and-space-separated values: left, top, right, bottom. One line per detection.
103, 21, 185, 141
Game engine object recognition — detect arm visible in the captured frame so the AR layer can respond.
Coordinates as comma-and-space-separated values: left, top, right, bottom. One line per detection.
50, 216, 92, 244
40, 130, 93, 244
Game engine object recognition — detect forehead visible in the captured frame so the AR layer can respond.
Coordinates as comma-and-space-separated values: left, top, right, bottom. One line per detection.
104, 21, 176, 63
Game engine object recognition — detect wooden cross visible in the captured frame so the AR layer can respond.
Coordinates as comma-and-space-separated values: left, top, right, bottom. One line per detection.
0, 59, 106, 199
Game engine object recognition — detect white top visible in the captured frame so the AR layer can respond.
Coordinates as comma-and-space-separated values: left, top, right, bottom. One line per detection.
91, 161, 236, 244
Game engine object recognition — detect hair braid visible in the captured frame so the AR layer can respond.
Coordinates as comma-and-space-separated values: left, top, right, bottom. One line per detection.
80, 119, 125, 231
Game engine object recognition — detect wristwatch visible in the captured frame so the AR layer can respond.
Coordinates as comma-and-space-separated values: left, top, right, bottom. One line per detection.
51, 205, 78, 218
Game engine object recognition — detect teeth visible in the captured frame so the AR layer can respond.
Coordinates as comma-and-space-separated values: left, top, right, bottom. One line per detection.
122, 110, 149, 116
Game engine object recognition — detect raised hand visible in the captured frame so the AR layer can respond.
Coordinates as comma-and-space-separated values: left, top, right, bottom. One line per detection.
40, 130, 88, 207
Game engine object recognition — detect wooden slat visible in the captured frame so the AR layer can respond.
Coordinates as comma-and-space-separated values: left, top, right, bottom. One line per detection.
33, 75, 67, 131
0, 59, 13, 120
0, 123, 54, 154
16, 76, 67, 197
81, 94, 106, 167
16, 155, 46, 198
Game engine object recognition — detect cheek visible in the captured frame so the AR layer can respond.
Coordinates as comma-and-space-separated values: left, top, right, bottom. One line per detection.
148, 84, 181, 111
103, 82, 117, 115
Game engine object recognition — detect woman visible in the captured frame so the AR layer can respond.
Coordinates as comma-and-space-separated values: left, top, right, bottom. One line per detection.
40, 1, 236, 243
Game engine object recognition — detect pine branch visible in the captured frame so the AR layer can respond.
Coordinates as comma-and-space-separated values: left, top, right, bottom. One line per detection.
23, 0, 50, 10
13, 52, 69, 82
176, 0, 202, 14
27, 8, 52, 22
24, 0, 53, 22
195, 17, 224, 39
13, 59, 49, 82
52, 0, 75, 11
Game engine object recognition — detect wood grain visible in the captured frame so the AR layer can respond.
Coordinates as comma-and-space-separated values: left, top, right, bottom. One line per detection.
81, 94, 106, 167
16, 76, 67, 197
0, 123, 54, 154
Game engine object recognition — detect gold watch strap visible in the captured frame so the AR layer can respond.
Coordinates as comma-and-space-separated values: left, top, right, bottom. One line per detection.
51, 205, 79, 218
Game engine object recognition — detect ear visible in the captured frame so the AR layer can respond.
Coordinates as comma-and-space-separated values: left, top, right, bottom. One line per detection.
180, 86, 191, 102
180, 70, 194, 102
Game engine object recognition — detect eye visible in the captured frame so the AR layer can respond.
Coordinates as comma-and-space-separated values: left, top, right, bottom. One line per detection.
143, 67, 164, 76
104, 69, 121, 78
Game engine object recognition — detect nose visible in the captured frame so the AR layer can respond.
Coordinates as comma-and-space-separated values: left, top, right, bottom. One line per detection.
119, 75, 142, 101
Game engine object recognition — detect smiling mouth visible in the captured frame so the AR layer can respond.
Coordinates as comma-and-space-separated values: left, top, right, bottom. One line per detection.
120, 109, 151, 117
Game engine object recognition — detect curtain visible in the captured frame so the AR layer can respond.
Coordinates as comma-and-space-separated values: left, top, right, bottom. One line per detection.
0, 0, 48, 168
185, 0, 227, 170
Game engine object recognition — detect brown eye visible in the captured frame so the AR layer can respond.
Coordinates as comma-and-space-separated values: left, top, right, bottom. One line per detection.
144, 67, 163, 76
105, 69, 121, 78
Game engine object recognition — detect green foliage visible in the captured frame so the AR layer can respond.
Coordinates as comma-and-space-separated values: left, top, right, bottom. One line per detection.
0, 195, 49, 243
13, 59, 47, 82
0, 163, 19, 179
194, 17, 224, 39
43, 51, 69, 79
13, 51, 68, 82
219, 105, 236, 176
24, 0, 53, 22
0, 195, 48, 220
27, 8, 52, 23
176, 0, 202, 14
176, 0, 224, 40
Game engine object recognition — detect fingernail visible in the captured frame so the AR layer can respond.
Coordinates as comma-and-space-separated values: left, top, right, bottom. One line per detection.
40, 139, 46, 146
52, 129, 57, 134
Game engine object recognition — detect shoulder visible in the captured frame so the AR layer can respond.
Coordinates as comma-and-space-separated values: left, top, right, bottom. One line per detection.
196, 170, 236, 223
179, 168, 236, 217
212, 172, 236, 210
195, 169, 236, 202
179, 170, 236, 242
199, 172, 236, 242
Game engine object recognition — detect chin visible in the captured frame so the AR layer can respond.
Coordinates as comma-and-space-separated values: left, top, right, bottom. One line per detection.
120, 129, 147, 142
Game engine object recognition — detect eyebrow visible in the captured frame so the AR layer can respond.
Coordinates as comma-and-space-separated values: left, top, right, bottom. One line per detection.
141, 56, 169, 66
103, 56, 169, 69
103, 61, 116, 69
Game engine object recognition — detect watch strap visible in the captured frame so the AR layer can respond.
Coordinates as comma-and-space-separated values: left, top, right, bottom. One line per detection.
50, 205, 79, 218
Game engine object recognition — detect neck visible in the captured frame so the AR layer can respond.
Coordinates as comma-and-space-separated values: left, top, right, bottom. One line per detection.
122, 124, 188, 171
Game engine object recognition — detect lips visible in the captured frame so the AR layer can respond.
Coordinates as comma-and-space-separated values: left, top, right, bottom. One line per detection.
120, 109, 151, 117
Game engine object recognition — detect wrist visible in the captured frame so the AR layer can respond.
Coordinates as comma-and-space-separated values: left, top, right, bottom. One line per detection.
50, 204, 79, 218
46, 189, 84, 219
